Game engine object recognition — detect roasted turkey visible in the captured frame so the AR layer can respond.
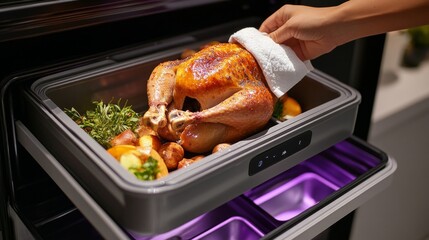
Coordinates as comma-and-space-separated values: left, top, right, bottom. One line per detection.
143, 43, 274, 153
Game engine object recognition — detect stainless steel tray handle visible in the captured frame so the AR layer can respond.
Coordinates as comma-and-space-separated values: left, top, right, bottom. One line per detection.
15, 121, 129, 240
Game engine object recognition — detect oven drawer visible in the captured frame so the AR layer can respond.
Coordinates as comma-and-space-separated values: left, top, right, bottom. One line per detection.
16, 121, 396, 239
17, 41, 361, 234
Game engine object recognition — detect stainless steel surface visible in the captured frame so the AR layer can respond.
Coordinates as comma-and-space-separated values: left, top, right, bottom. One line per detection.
8, 206, 34, 240
16, 121, 129, 240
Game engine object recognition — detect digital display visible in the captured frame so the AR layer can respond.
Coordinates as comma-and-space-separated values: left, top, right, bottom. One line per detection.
249, 131, 312, 175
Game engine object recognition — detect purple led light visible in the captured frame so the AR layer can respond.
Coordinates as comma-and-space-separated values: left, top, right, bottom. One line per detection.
253, 173, 338, 205
304, 155, 356, 187
193, 216, 264, 240
130, 215, 207, 240
251, 173, 339, 221
333, 140, 379, 168
129, 139, 383, 239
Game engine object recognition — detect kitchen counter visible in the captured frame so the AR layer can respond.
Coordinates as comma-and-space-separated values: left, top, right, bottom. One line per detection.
371, 31, 429, 124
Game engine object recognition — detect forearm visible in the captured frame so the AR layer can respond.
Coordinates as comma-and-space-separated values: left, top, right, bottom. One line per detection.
332, 0, 429, 45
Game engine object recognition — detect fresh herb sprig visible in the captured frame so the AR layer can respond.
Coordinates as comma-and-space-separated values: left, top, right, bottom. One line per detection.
65, 99, 141, 148
272, 100, 283, 119
129, 157, 160, 181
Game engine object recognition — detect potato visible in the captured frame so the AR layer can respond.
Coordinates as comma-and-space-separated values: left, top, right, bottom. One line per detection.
119, 151, 141, 170
191, 155, 205, 161
110, 129, 137, 147
120, 147, 168, 179
178, 155, 204, 169
108, 145, 168, 180
138, 134, 162, 151
212, 143, 231, 153
135, 146, 152, 160
135, 124, 157, 137
178, 158, 193, 169
149, 149, 169, 179
158, 142, 185, 170
107, 145, 136, 160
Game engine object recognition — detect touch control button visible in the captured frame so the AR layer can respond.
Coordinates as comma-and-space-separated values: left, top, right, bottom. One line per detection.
249, 130, 312, 176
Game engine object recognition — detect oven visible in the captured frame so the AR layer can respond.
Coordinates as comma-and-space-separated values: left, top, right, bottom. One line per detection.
0, 1, 393, 239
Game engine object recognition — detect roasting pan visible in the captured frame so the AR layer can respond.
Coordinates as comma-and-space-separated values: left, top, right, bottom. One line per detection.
21, 39, 361, 234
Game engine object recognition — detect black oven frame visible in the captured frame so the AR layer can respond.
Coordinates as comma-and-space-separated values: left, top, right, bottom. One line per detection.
0, 1, 385, 239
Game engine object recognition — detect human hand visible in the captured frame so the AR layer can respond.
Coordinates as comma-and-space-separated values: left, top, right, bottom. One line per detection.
260, 4, 342, 60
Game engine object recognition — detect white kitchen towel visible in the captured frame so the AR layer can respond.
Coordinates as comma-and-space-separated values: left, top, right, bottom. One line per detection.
229, 27, 314, 98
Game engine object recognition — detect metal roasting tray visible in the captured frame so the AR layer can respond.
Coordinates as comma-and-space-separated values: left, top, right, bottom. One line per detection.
22, 39, 361, 234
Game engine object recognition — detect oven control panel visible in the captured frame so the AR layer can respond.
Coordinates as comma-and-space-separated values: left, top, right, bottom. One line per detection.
249, 131, 312, 176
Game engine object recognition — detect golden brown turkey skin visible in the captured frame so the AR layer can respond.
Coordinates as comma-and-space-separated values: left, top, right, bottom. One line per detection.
143, 43, 274, 153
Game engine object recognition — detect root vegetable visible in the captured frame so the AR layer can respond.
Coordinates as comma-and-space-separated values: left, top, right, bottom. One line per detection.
138, 134, 162, 151
274, 95, 302, 121
110, 129, 137, 147
107, 145, 136, 160
178, 155, 204, 169
135, 124, 158, 137
119, 151, 141, 170
149, 149, 169, 179
212, 143, 231, 153
158, 142, 185, 170
191, 155, 205, 161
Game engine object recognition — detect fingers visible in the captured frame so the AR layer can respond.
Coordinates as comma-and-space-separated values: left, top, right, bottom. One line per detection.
268, 24, 294, 44
283, 38, 307, 61
259, 14, 280, 33
259, 5, 289, 33
259, 5, 294, 44
259, 4, 316, 61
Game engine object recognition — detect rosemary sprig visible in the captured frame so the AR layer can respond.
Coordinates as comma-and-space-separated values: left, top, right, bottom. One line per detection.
65, 99, 141, 149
